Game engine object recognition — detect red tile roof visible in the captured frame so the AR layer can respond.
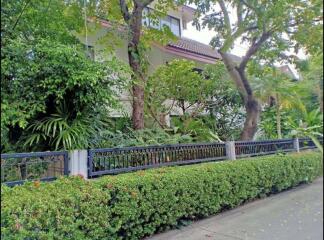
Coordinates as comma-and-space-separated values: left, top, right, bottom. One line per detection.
166, 39, 298, 78
168, 37, 222, 59
167, 38, 242, 63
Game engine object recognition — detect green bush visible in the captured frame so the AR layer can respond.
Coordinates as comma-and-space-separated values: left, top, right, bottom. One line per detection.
1, 151, 323, 239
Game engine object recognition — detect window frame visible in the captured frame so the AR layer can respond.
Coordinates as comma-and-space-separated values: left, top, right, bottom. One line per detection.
143, 7, 181, 37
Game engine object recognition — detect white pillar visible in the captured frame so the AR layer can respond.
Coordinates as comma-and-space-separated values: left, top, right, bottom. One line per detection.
69, 150, 88, 179
293, 138, 300, 153
226, 141, 236, 160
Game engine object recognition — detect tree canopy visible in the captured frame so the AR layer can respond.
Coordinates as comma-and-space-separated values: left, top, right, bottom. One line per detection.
190, 0, 323, 139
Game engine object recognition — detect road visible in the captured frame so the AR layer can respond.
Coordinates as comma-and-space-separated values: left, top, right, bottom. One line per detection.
148, 177, 323, 240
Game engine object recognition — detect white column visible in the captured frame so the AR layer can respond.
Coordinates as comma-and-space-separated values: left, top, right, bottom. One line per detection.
69, 150, 88, 179
293, 138, 300, 153
226, 141, 236, 160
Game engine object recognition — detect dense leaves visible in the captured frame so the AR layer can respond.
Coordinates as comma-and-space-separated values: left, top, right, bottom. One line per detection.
190, 0, 323, 139
1, 39, 129, 151
1, 151, 322, 239
203, 64, 244, 140
1, 0, 84, 45
146, 60, 243, 141
90, 127, 193, 148
146, 59, 218, 123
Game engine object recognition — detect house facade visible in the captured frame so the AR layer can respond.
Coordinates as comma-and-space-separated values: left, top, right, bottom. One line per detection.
77, 3, 297, 126
77, 4, 229, 124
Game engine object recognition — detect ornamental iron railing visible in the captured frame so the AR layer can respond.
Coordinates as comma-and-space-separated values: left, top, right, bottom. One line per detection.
1, 151, 69, 186
88, 137, 322, 177
88, 142, 227, 177
1, 137, 322, 185
234, 139, 295, 158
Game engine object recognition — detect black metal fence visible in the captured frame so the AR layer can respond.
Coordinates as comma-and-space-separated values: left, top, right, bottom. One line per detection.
88, 137, 322, 178
88, 142, 226, 177
235, 139, 295, 158
299, 137, 318, 149
1, 137, 322, 185
1, 151, 69, 186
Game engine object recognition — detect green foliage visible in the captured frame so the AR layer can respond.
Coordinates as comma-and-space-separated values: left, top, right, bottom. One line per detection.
2, 151, 322, 239
146, 60, 244, 141
191, 0, 322, 139
146, 59, 242, 141
1, 0, 84, 45
192, 0, 322, 60
258, 107, 290, 139
23, 103, 111, 150
296, 53, 323, 111
249, 63, 297, 105
288, 106, 323, 152
171, 117, 222, 142
203, 64, 245, 140
1, 38, 130, 152
291, 0, 323, 55
89, 128, 193, 148
146, 59, 217, 121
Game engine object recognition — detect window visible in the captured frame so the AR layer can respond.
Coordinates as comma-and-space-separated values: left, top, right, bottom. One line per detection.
161, 16, 171, 29
170, 17, 180, 36
143, 7, 181, 37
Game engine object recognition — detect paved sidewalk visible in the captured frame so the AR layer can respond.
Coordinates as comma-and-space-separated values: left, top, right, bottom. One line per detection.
148, 177, 323, 240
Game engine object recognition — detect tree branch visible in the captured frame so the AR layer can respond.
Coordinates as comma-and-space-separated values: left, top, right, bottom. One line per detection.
217, 0, 232, 35
147, 104, 166, 128
240, 0, 257, 13
119, 0, 131, 22
221, 24, 246, 52
243, 8, 251, 21
237, 1, 243, 25
244, 24, 258, 32
239, 31, 272, 71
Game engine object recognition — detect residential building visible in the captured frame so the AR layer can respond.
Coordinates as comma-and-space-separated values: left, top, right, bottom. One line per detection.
77, 3, 297, 126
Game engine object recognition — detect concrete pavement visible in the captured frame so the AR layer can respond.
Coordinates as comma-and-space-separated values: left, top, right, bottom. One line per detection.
148, 177, 323, 240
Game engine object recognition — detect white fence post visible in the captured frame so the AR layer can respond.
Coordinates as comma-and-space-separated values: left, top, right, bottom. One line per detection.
226, 141, 236, 160
293, 138, 300, 153
69, 150, 88, 179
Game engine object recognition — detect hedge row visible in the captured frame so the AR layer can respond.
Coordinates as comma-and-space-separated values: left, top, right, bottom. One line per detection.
1, 151, 323, 240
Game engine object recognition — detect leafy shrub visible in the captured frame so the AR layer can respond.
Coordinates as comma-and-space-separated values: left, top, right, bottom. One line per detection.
258, 106, 291, 139
1, 38, 129, 152
1, 151, 322, 239
170, 117, 222, 142
89, 127, 193, 148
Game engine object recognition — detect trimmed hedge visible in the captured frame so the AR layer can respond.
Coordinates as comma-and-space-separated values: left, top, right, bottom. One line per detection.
1, 151, 323, 239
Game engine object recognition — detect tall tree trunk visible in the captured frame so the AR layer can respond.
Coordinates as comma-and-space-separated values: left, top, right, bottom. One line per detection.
127, 7, 145, 130
240, 96, 260, 140
275, 94, 282, 139
220, 52, 260, 140
131, 83, 145, 129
